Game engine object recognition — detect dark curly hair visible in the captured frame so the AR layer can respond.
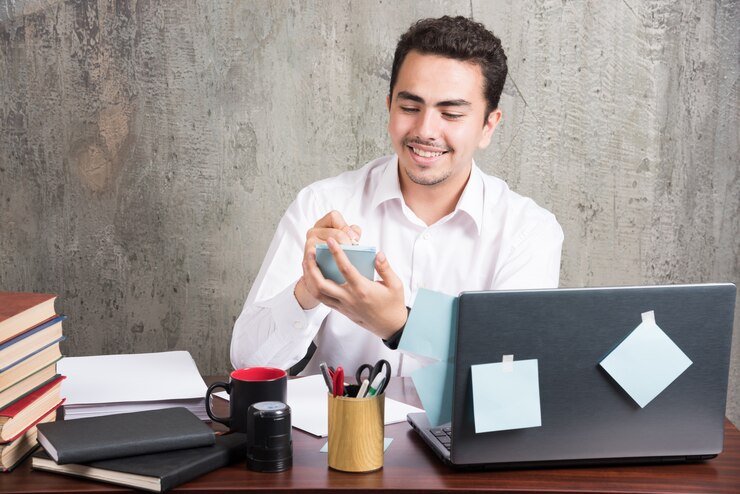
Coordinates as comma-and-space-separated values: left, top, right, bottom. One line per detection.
389, 16, 508, 119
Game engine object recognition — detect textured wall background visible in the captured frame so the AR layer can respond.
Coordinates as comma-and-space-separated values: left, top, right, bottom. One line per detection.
0, 0, 738, 424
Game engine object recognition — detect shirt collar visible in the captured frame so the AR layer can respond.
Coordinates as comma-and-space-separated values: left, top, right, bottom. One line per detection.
370, 155, 405, 210
370, 155, 485, 235
453, 162, 485, 235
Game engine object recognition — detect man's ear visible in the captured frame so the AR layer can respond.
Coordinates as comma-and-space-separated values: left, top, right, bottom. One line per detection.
386, 94, 391, 112
478, 109, 502, 149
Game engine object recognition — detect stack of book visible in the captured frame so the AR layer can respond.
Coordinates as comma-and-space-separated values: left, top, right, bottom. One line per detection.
0, 291, 66, 472
31, 407, 245, 492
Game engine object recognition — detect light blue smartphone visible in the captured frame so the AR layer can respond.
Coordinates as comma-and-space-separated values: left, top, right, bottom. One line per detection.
314, 244, 376, 284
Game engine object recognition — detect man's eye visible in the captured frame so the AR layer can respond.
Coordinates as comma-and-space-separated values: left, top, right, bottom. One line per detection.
400, 106, 419, 113
443, 113, 463, 120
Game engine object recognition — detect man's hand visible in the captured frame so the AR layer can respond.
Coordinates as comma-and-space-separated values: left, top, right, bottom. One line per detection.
294, 211, 361, 310
301, 236, 408, 340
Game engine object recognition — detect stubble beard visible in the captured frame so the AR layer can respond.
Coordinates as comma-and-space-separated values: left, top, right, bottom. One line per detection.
404, 166, 452, 186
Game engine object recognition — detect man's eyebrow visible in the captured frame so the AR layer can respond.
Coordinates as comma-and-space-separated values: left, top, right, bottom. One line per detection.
436, 99, 471, 107
397, 91, 424, 103
396, 91, 471, 108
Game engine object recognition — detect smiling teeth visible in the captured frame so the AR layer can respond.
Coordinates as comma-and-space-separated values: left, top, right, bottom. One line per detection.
412, 147, 444, 158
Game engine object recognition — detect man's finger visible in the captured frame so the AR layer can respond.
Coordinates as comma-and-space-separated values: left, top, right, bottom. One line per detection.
342, 225, 361, 244
374, 251, 402, 289
313, 210, 349, 230
306, 227, 354, 246
310, 211, 360, 244
327, 237, 363, 285
305, 247, 349, 300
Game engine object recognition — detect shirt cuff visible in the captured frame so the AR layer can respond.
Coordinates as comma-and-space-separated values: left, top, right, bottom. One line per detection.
265, 282, 330, 343
382, 307, 410, 350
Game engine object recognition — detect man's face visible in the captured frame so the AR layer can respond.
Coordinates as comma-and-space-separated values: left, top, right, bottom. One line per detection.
387, 51, 501, 191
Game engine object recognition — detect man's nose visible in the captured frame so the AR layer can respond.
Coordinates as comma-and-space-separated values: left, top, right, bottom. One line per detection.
413, 109, 441, 141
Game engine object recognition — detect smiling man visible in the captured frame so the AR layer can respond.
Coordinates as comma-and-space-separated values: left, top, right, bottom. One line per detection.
230, 16, 563, 377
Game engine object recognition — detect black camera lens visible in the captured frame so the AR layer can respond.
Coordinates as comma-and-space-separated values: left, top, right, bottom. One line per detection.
246, 401, 292, 472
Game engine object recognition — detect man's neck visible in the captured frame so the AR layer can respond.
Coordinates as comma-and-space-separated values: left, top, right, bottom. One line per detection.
399, 166, 472, 226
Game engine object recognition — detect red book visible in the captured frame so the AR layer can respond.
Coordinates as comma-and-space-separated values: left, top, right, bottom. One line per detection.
0, 376, 65, 443
0, 408, 57, 472
0, 292, 57, 344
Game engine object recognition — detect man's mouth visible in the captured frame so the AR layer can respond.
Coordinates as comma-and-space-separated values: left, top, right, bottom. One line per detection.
404, 138, 451, 161
410, 146, 446, 158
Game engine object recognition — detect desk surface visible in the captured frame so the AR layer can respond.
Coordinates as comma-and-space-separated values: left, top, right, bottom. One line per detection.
1, 377, 738, 493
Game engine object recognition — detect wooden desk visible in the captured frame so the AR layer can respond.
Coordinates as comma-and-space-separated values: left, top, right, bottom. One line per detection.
1, 377, 738, 493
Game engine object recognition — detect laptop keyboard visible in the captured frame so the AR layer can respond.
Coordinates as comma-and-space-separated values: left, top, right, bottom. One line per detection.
431, 426, 453, 451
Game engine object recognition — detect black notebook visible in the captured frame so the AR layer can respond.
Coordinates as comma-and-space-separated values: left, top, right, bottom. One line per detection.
36, 407, 215, 464
32, 433, 246, 492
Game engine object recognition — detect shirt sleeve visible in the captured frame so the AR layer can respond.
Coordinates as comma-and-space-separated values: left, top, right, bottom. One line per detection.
492, 212, 564, 290
230, 187, 331, 370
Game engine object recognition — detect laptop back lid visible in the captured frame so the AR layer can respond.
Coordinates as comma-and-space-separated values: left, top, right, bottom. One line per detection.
450, 284, 736, 467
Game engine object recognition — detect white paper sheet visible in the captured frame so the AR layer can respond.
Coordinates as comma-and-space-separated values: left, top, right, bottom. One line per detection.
58, 351, 208, 420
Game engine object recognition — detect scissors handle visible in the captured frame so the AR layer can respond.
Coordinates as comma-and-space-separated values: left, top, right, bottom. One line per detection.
355, 363, 374, 384
355, 359, 392, 396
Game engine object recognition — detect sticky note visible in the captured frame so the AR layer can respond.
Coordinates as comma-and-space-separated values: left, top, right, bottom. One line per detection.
315, 244, 376, 284
321, 438, 393, 453
471, 358, 542, 433
411, 360, 455, 427
398, 289, 457, 362
399, 289, 457, 426
600, 311, 692, 408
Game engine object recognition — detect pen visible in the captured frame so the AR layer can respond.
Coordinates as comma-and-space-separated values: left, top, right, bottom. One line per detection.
366, 374, 386, 397
332, 367, 345, 397
357, 378, 370, 398
319, 362, 334, 394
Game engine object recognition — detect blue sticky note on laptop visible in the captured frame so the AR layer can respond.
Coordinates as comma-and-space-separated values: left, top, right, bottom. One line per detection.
411, 360, 455, 427
600, 311, 692, 408
471, 356, 542, 433
399, 289, 457, 426
398, 289, 457, 362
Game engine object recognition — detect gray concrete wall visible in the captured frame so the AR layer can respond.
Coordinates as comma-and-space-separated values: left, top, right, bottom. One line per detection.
0, 1, 737, 425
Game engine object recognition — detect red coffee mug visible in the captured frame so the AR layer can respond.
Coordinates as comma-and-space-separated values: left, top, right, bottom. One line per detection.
205, 367, 287, 433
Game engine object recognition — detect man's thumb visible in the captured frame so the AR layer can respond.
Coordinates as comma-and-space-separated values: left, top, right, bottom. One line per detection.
375, 251, 397, 283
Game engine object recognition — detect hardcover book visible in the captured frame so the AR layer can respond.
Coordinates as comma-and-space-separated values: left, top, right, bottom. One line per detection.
32, 432, 246, 492
0, 316, 65, 372
36, 407, 216, 464
0, 292, 57, 344
1, 408, 56, 472
0, 343, 62, 392
0, 364, 59, 410
0, 376, 65, 442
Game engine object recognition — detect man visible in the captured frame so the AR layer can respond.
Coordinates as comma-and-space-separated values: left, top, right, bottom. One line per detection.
230, 16, 563, 377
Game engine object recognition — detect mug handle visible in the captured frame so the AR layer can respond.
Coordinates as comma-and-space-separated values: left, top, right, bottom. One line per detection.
205, 381, 231, 427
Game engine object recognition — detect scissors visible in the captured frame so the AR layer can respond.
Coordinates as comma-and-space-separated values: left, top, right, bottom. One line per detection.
331, 366, 345, 397
355, 359, 391, 396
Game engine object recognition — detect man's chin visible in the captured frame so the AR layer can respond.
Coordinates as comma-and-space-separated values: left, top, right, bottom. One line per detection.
403, 167, 451, 187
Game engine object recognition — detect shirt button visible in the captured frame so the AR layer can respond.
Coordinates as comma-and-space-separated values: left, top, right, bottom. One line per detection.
293, 321, 304, 330
422, 232, 431, 240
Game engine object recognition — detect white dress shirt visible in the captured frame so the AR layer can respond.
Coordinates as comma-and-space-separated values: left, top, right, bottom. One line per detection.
230, 155, 563, 376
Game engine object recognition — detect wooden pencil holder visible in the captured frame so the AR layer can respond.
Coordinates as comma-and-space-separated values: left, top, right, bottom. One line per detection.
327, 392, 385, 472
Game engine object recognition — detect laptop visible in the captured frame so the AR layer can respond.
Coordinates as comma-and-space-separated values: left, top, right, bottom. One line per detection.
407, 283, 736, 469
